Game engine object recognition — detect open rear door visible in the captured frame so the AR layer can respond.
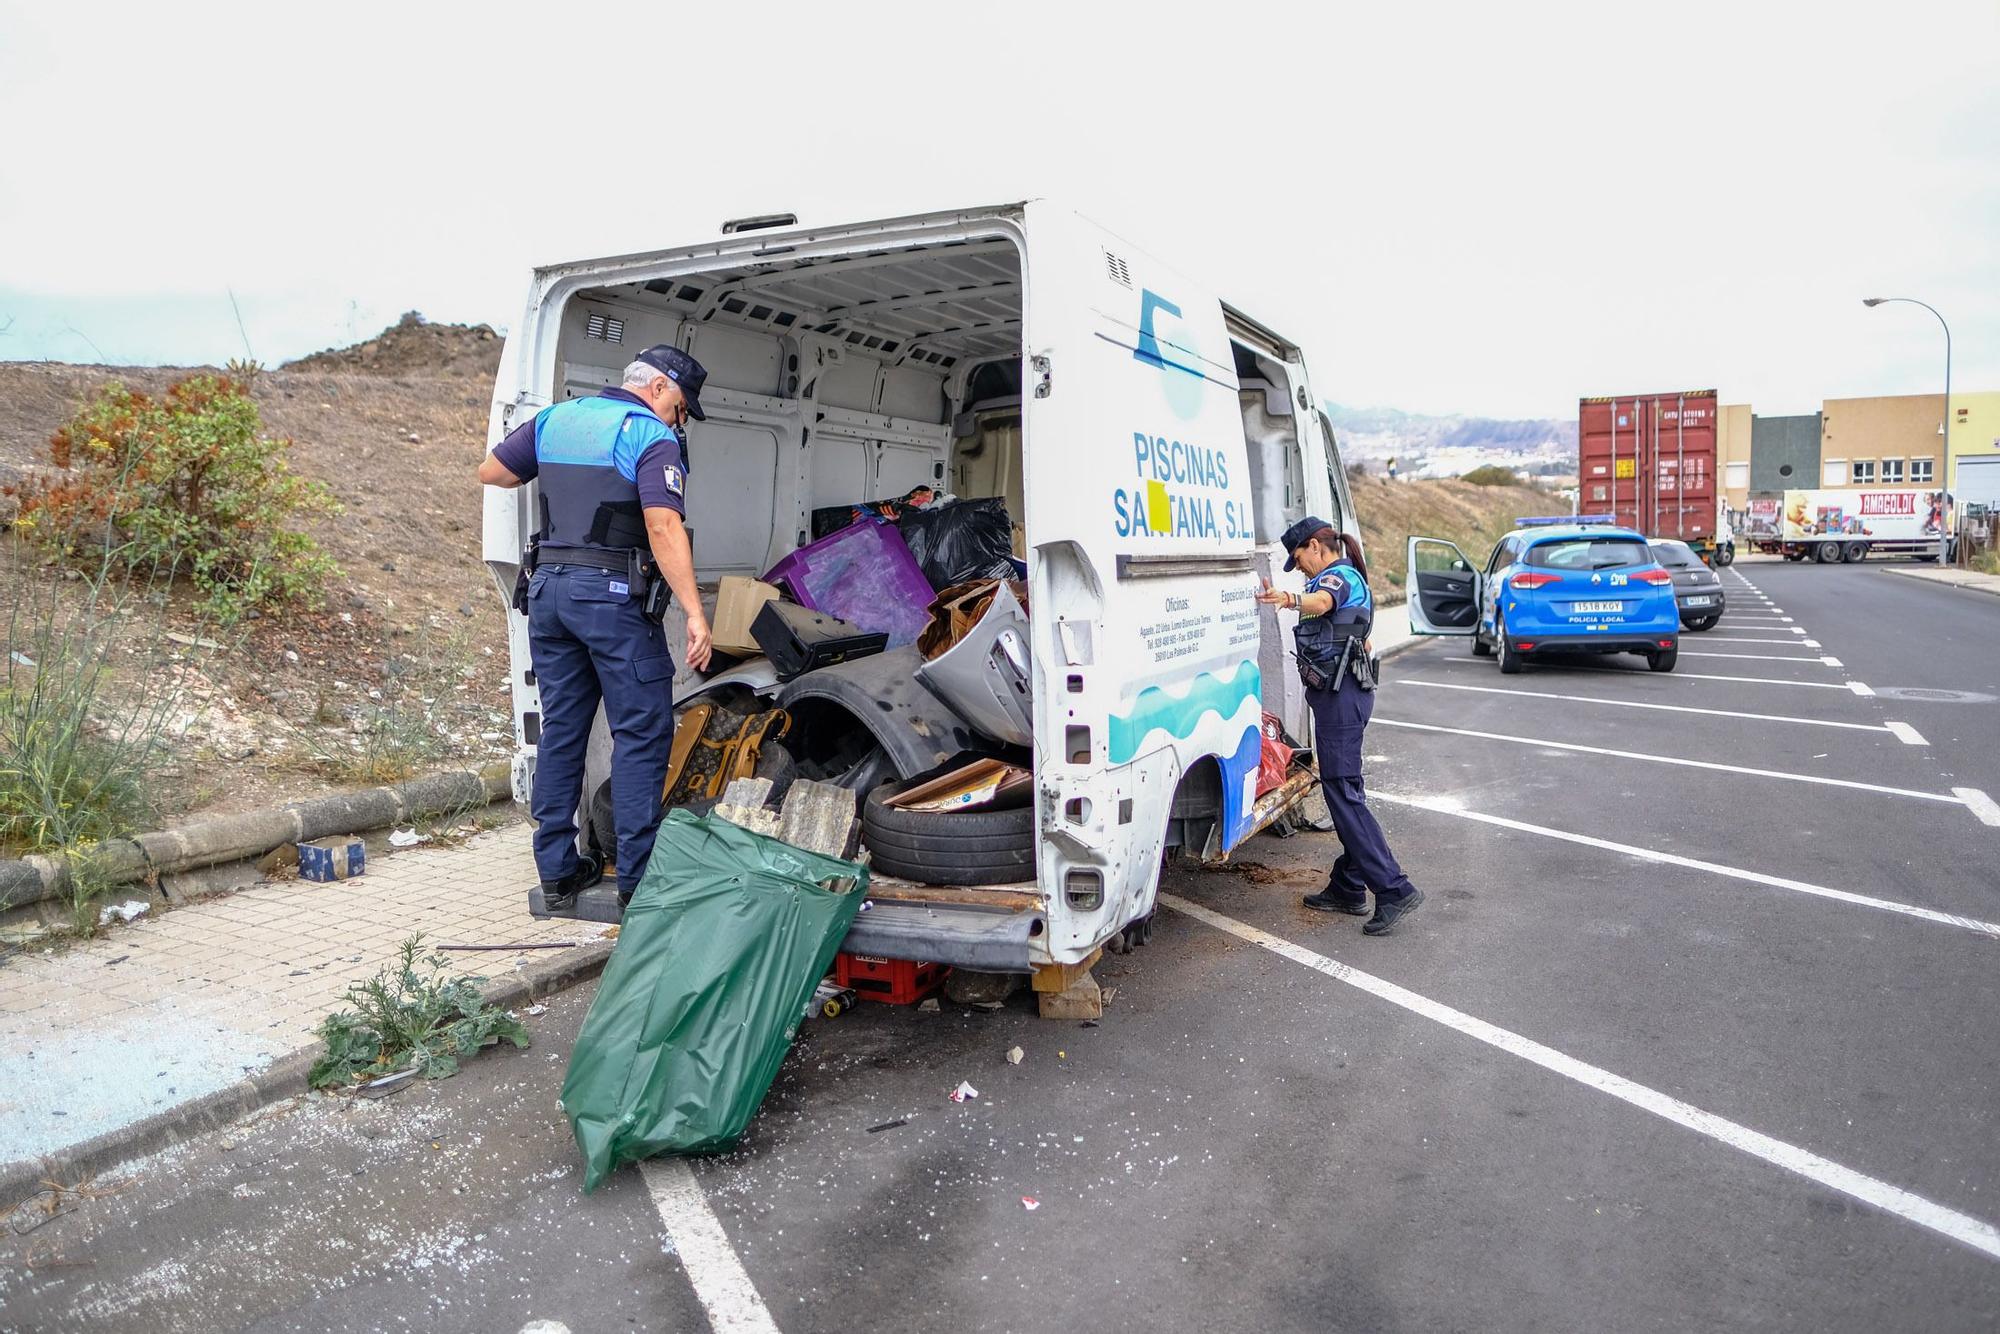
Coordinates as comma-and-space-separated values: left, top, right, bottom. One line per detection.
1406, 537, 1480, 635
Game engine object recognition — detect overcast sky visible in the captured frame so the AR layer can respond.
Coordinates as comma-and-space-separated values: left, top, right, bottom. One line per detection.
1, 1, 1993, 421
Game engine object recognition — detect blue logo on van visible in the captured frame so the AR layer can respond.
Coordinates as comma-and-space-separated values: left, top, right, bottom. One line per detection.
1135, 289, 1206, 421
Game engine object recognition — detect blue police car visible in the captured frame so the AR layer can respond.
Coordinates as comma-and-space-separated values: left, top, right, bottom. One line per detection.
1406, 518, 1681, 673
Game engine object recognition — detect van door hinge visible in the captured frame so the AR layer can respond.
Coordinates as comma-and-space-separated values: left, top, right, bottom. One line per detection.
1031, 355, 1052, 399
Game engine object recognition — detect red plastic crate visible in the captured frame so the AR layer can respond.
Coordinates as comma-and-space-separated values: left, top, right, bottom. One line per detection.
834, 952, 950, 1006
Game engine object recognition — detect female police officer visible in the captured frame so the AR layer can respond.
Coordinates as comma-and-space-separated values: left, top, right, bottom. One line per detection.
1255, 518, 1424, 935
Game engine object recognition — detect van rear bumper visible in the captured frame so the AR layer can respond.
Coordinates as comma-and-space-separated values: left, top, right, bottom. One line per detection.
1510, 632, 1678, 655
841, 882, 1049, 972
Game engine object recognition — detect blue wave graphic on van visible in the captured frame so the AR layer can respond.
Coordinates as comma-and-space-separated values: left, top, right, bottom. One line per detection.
1108, 661, 1260, 765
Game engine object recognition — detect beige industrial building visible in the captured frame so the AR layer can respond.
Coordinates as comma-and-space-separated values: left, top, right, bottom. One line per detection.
1717, 389, 2000, 513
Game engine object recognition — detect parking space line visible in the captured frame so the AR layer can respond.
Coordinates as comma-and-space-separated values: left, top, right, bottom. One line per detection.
1956, 788, 2000, 827
641, 1159, 782, 1334
1698, 637, 1824, 647
1679, 651, 1834, 663
1158, 892, 2000, 1261
1422, 655, 1857, 690
1372, 718, 1969, 809
1821, 656, 1843, 667
1396, 679, 1905, 736
1366, 792, 2000, 937
1885, 722, 1930, 746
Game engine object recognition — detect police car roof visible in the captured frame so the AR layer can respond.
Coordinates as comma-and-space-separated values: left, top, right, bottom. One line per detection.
1509, 523, 1649, 544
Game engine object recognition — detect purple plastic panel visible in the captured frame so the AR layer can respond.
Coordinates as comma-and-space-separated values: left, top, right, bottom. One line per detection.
761, 521, 936, 647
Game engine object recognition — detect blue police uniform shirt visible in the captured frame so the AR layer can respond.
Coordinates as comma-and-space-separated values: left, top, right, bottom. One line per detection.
489, 387, 688, 516
1304, 560, 1372, 617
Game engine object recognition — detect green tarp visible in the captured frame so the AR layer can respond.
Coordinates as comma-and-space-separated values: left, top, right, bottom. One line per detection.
562, 808, 867, 1191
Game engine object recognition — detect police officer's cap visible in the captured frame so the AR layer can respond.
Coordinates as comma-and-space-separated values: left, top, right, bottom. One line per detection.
635, 345, 709, 421
1281, 516, 1332, 572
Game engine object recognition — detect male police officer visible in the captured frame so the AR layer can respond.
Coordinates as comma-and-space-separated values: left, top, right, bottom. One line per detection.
478, 345, 715, 913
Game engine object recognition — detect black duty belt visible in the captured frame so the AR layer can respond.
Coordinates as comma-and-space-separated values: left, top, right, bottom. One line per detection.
537, 547, 644, 574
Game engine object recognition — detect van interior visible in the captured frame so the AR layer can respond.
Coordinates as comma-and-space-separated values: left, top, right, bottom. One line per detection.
545, 232, 1318, 788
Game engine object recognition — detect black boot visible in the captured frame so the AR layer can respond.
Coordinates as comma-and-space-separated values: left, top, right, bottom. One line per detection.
1363, 888, 1425, 936
538, 853, 604, 915
1302, 871, 1370, 915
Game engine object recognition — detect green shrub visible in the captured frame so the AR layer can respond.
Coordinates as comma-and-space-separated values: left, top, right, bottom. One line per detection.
14, 374, 341, 622
1458, 465, 1521, 487
310, 935, 530, 1088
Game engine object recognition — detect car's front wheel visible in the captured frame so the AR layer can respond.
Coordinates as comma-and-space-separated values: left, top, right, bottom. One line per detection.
1472, 628, 1493, 657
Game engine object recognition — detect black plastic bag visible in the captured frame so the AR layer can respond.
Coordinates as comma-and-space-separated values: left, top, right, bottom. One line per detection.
897, 498, 1018, 590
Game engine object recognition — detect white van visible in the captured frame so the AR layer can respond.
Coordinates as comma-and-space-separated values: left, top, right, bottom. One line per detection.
482, 203, 1359, 973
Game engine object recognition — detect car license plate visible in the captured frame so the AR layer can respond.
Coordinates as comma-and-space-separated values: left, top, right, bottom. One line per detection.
1684, 595, 1716, 607
1571, 601, 1623, 614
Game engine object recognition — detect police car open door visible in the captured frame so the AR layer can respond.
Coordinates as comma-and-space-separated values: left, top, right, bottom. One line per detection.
1406, 537, 1479, 635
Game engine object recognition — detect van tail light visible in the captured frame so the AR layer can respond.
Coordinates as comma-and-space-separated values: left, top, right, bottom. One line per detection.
1510, 572, 1565, 590
1631, 568, 1675, 586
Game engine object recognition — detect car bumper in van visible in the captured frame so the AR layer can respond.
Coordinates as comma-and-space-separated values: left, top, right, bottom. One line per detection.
841, 881, 1049, 972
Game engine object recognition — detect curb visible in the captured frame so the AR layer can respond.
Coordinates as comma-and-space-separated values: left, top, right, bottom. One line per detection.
0, 764, 512, 912
1879, 566, 2000, 600
0, 937, 613, 1209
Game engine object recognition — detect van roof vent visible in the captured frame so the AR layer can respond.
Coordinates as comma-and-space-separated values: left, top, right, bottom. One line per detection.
1104, 250, 1132, 289
584, 312, 625, 344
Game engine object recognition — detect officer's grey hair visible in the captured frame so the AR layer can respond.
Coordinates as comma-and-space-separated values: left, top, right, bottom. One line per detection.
621, 360, 668, 392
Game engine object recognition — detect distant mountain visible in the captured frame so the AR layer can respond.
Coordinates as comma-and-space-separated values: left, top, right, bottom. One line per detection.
1326, 402, 1577, 479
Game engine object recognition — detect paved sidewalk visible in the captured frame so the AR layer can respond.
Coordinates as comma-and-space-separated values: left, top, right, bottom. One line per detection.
0, 821, 605, 1170
1881, 564, 2000, 599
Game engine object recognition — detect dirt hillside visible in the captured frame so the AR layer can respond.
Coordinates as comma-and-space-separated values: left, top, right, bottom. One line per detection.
1350, 472, 1562, 597
0, 318, 516, 822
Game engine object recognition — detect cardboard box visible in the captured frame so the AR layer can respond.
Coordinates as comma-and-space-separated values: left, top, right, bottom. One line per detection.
299, 836, 366, 883
712, 577, 781, 656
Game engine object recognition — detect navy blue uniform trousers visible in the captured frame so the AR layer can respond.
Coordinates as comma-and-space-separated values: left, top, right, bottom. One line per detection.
1308, 680, 1416, 901
524, 563, 676, 896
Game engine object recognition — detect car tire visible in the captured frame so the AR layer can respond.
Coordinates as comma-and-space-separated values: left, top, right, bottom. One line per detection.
1812, 542, 1838, 564
1471, 631, 1493, 657
862, 780, 1037, 886
1495, 612, 1522, 675
1714, 544, 1735, 567
1841, 541, 1870, 563
1681, 614, 1720, 632
1647, 647, 1678, 672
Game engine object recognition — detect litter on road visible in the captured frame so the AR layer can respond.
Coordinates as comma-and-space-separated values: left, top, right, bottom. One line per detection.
950, 1081, 979, 1103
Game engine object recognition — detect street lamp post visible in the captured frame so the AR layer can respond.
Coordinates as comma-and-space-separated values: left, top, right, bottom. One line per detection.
1863, 297, 1952, 565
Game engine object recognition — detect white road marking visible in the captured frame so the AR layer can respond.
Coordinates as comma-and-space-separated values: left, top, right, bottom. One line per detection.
1790, 627, 1809, 634
1957, 788, 2000, 828
1821, 656, 1843, 666
1693, 636, 1826, 647
1803, 640, 1823, 648
1729, 614, 1794, 621
1884, 721, 1930, 747
1426, 655, 1854, 690
1158, 892, 2000, 1261
1372, 717, 1966, 808
1366, 791, 2000, 938
641, 1159, 782, 1334
1680, 650, 1834, 663
1849, 682, 1877, 697
1398, 679, 1901, 735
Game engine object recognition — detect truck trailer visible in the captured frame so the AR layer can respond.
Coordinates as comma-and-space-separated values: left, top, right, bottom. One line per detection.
1751, 487, 1952, 563
1578, 391, 1722, 562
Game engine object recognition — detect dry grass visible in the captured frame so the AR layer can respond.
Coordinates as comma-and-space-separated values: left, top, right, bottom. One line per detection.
1350, 474, 1561, 597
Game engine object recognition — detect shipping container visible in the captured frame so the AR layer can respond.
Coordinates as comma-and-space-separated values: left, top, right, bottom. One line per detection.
1578, 390, 1720, 555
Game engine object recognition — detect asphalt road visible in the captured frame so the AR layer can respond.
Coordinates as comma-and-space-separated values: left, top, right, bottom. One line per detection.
5, 557, 1998, 1333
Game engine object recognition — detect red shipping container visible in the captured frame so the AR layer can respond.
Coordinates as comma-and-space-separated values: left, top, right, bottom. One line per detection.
1577, 391, 1719, 547
834, 952, 950, 1006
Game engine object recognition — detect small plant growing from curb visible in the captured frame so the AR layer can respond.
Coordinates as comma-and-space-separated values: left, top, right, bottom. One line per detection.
308, 934, 529, 1089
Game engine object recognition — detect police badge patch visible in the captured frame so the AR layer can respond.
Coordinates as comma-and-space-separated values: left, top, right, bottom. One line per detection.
662, 464, 684, 495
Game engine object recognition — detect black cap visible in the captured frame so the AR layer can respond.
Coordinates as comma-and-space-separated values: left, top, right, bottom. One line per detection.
1280, 516, 1331, 571
635, 345, 708, 421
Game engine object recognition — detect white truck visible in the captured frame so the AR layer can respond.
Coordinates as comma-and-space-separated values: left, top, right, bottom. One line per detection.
1747, 487, 1952, 563
481, 203, 1358, 972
